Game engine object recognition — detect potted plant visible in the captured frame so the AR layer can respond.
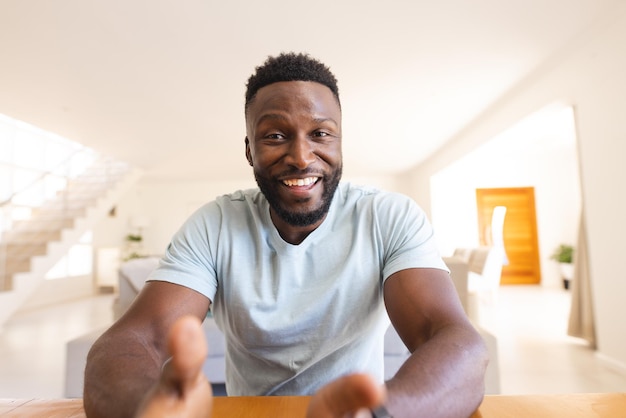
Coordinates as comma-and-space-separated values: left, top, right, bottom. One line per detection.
550, 244, 574, 289
124, 234, 144, 261
126, 234, 143, 243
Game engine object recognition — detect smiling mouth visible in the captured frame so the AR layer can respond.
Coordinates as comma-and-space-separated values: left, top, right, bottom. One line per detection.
282, 177, 320, 187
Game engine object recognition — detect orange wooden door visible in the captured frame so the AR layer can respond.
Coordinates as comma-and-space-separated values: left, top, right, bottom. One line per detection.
476, 187, 541, 285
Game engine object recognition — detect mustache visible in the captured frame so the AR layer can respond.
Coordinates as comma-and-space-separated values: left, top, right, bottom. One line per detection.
275, 168, 324, 178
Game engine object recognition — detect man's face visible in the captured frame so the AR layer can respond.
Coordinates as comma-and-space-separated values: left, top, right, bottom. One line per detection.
245, 81, 342, 227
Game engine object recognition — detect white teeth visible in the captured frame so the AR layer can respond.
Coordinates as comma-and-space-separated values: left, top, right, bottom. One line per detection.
283, 177, 317, 187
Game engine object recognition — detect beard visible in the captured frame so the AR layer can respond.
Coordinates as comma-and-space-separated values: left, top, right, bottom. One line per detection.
255, 166, 342, 227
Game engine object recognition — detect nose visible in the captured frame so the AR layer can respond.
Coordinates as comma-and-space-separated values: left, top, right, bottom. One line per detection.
285, 135, 316, 169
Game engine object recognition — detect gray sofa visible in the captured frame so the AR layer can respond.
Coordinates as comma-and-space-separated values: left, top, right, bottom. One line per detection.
65, 256, 500, 397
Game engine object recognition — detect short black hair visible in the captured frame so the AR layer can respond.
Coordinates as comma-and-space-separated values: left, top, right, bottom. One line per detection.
245, 52, 340, 113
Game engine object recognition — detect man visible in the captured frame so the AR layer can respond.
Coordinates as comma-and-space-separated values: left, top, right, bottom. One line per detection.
84, 52, 488, 418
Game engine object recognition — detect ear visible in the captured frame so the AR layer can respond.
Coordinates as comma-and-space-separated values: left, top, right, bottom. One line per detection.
244, 137, 253, 166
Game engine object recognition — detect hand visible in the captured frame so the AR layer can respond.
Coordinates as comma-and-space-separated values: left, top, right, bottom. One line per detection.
133, 316, 385, 418
135, 315, 213, 418
307, 373, 386, 418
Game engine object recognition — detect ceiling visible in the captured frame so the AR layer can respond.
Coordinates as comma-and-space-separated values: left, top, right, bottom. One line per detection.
0, 1, 621, 182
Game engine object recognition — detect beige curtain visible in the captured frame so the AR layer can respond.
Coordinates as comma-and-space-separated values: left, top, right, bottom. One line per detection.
567, 211, 596, 348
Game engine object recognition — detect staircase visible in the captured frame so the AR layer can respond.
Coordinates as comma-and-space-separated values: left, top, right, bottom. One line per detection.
0, 156, 142, 326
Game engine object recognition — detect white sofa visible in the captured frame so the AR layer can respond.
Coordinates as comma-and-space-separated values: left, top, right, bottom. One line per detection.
443, 254, 501, 394
448, 246, 505, 323
65, 256, 500, 397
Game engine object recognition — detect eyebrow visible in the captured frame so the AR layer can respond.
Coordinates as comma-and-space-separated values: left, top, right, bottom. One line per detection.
312, 117, 339, 127
256, 114, 339, 128
256, 113, 288, 124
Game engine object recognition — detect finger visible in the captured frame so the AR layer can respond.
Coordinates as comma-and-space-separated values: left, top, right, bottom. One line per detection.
135, 317, 212, 418
166, 315, 209, 391
308, 373, 386, 418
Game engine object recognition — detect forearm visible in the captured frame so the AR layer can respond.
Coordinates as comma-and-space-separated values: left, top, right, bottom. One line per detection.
385, 325, 489, 418
83, 329, 167, 418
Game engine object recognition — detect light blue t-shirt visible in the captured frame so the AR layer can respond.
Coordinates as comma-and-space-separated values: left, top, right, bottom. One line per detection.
150, 182, 447, 395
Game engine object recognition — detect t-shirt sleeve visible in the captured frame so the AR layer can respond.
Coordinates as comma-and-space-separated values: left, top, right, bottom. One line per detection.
149, 203, 219, 302
379, 193, 449, 282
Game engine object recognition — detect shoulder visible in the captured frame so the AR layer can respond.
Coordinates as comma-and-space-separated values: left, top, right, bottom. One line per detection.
215, 187, 264, 206
337, 184, 435, 248
173, 188, 264, 238
191, 188, 264, 217
337, 182, 422, 216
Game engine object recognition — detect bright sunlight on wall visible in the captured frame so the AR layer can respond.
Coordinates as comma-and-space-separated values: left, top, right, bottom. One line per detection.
1, 113, 97, 280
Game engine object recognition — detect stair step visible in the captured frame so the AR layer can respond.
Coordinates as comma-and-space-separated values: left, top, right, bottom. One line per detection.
2, 229, 62, 242
64, 185, 110, 195
67, 189, 113, 200
38, 200, 93, 212
55, 188, 104, 199
0, 272, 14, 291
69, 171, 127, 183
31, 207, 86, 219
1, 242, 48, 257
2, 255, 31, 274
71, 170, 126, 179
11, 218, 75, 231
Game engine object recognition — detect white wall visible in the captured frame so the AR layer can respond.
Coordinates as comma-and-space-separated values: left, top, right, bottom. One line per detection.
404, 7, 626, 369
93, 179, 257, 261
137, 179, 258, 254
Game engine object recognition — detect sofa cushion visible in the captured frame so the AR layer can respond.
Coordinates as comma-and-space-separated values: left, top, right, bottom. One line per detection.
468, 247, 491, 274
65, 327, 109, 398
203, 317, 226, 357
384, 326, 409, 356
119, 257, 161, 290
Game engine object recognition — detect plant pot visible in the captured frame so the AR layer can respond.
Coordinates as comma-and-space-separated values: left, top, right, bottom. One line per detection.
560, 263, 574, 290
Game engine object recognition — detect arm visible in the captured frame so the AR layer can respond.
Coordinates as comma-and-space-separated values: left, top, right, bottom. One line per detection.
83, 281, 211, 418
383, 268, 489, 418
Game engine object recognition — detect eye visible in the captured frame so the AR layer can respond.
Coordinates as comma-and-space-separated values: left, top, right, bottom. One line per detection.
264, 132, 285, 140
312, 130, 331, 138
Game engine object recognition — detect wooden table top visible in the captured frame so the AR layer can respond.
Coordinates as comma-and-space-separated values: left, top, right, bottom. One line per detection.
1, 393, 625, 417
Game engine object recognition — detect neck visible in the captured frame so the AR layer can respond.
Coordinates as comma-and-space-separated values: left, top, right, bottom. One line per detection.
270, 209, 326, 245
